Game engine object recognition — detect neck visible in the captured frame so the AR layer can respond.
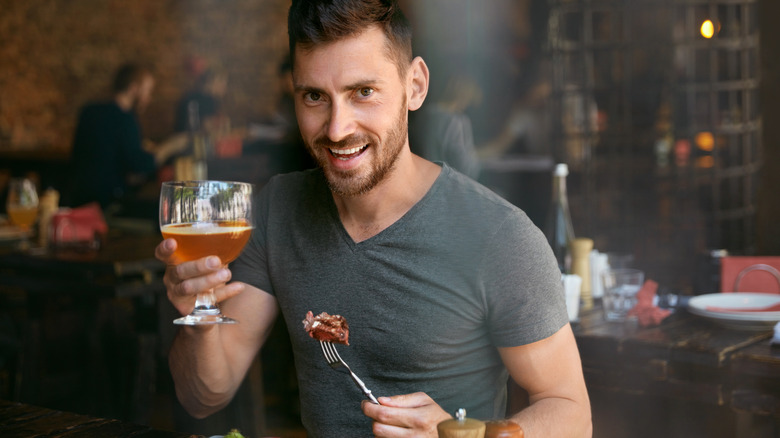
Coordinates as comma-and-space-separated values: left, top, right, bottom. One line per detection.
333, 151, 441, 243
115, 92, 134, 112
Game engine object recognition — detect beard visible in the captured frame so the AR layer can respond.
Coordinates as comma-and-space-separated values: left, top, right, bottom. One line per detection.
306, 98, 408, 197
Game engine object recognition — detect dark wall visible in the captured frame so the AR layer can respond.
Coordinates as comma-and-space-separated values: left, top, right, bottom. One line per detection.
0, 0, 290, 152
757, 0, 780, 254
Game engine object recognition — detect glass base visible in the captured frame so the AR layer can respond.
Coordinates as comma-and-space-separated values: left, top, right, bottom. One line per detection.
173, 312, 238, 325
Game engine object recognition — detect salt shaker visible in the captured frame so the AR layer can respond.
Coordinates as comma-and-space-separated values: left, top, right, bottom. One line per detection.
571, 237, 594, 310
437, 408, 486, 438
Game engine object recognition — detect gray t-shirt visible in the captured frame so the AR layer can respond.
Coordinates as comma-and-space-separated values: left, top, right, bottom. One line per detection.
232, 164, 568, 437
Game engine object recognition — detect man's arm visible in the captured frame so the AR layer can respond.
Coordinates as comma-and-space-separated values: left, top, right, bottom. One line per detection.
361, 324, 592, 438
500, 323, 592, 437
157, 238, 278, 418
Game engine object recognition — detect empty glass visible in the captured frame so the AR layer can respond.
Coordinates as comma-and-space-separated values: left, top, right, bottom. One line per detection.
601, 268, 644, 322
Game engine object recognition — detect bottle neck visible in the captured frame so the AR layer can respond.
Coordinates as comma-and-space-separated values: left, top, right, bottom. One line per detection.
553, 175, 568, 203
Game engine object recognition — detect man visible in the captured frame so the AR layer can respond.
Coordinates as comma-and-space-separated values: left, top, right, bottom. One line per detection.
156, 1, 592, 437
70, 63, 185, 208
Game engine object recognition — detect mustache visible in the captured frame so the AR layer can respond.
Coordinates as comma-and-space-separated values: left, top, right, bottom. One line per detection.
313, 134, 372, 150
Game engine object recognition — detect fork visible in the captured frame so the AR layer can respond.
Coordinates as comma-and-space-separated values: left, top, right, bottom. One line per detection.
320, 341, 379, 404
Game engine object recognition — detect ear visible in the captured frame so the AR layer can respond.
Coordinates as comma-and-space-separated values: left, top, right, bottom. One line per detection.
407, 56, 429, 112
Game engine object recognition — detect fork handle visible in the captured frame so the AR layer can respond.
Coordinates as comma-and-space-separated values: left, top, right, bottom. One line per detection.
349, 371, 379, 404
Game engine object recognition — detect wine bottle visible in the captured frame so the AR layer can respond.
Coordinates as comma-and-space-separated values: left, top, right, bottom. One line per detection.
188, 101, 208, 180
545, 163, 575, 273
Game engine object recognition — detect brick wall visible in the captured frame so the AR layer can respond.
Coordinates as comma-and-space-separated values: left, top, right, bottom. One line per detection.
0, 0, 290, 152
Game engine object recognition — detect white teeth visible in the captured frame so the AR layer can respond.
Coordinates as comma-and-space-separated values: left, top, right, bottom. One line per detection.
330, 145, 365, 155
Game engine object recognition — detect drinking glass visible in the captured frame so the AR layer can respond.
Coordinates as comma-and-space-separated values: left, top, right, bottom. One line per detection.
160, 181, 254, 325
6, 178, 39, 232
601, 268, 644, 322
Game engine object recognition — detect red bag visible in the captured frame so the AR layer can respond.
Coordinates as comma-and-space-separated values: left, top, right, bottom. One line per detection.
49, 202, 108, 248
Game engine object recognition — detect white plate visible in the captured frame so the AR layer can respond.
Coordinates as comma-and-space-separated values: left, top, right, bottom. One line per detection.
688, 293, 780, 331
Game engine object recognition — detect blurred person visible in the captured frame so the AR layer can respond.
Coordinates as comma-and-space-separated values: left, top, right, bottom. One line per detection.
69, 63, 186, 209
409, 72, 482, 179
174, 67, 229, 134
245, 56, 315, 173
156, 1, 591, 437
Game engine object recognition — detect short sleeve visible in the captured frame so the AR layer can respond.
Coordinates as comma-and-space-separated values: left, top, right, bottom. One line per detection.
230, 177, 274, 295
481, 210, 569, 347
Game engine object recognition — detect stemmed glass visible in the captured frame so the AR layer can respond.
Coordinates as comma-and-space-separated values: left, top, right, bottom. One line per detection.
6, 178, 39, 243
160, 181, 254, 325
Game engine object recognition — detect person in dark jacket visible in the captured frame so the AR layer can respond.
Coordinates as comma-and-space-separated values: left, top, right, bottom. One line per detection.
69, 63, 185, 208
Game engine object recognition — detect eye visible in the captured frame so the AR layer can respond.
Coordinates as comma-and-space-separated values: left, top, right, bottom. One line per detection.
358, 87, 374, 97
304, 91, 322, 102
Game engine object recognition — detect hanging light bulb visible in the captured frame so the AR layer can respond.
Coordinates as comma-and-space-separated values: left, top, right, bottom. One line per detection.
700, 19, 721, 39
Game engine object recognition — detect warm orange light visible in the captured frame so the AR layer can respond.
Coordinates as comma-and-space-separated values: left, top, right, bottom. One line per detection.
696, 156, 715, 169
695, 131, 715, 152
701, 20, 715, 38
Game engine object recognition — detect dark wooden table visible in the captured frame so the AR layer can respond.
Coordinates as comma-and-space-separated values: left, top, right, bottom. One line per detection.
573, 302, 780, 437
0, 399, 201, 437
0, 229, 168, 424
0, 228, 267, 437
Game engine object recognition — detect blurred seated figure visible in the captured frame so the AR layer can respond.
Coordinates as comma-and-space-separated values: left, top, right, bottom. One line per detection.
408, 73, 482, 180
477, 79, 552, 160
69, 63, 187, 210
174, 66, 229, 134
244, 56, 314, 174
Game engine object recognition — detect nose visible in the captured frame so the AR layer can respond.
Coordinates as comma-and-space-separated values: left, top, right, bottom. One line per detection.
326, 100, 356, 143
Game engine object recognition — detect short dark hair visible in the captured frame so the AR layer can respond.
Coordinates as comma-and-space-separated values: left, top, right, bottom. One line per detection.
288, 0, 413, 78
112, 63, 152, 94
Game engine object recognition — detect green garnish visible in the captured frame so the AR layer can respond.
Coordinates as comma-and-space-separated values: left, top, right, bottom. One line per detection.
225, 429, 245, 438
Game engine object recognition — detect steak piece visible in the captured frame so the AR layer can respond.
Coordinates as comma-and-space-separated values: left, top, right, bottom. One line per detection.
302, 311, 350, 345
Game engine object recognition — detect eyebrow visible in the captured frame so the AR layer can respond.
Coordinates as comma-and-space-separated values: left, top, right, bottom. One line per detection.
295, 79, 382, 95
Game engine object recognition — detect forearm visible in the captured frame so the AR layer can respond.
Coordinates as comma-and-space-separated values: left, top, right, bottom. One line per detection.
168, 326, 242, 418
153, 133, 188, 165
509, 396, 592, 438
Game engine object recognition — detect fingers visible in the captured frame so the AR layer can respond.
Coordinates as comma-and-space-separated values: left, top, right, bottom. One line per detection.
362, 393, 451, 438
375, 392, 432, 408
166, 259, 229, 295
155, 238, 177, 264
157, 238, 240, 315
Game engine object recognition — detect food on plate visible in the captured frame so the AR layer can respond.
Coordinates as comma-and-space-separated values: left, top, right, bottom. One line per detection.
224, 429, 245, 438
302, 311, 350, 345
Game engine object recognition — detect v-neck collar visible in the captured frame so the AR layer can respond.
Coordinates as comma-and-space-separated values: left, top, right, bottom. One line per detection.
324, 164, 449, 250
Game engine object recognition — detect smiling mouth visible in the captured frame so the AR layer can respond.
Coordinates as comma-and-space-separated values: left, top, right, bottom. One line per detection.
329, 145, 368, 161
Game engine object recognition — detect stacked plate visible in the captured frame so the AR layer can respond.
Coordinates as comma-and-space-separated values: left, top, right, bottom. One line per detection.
687, 293, 780, 331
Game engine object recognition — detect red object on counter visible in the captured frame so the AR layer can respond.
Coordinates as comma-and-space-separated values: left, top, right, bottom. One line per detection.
49, 202, 108, 246
215, 135, 243, 158
627, 279, 672, 327
720, 256, 780, 294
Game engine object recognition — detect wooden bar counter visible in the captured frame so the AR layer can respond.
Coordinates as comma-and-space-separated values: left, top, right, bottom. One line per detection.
573, 302, 780, 437
0, 399, 200, 437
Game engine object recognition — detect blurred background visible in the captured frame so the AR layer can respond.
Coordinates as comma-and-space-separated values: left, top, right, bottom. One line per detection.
0, 0, 779, 436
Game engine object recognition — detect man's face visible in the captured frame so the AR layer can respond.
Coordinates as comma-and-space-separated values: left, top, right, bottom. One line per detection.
134, 75, 155, 113
293, 26, 410, 197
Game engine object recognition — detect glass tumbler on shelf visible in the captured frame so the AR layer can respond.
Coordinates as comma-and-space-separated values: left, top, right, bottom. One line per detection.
159, 180, 254, 325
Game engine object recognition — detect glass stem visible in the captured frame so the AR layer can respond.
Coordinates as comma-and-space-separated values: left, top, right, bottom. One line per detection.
194, 289, 220, 313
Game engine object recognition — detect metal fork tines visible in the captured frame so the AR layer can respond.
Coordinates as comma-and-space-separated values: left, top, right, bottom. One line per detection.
320, 341, 379, 404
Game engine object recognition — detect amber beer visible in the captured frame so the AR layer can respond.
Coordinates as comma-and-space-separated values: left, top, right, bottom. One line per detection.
7, 205, 39, 229
161, 219, 252, 264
